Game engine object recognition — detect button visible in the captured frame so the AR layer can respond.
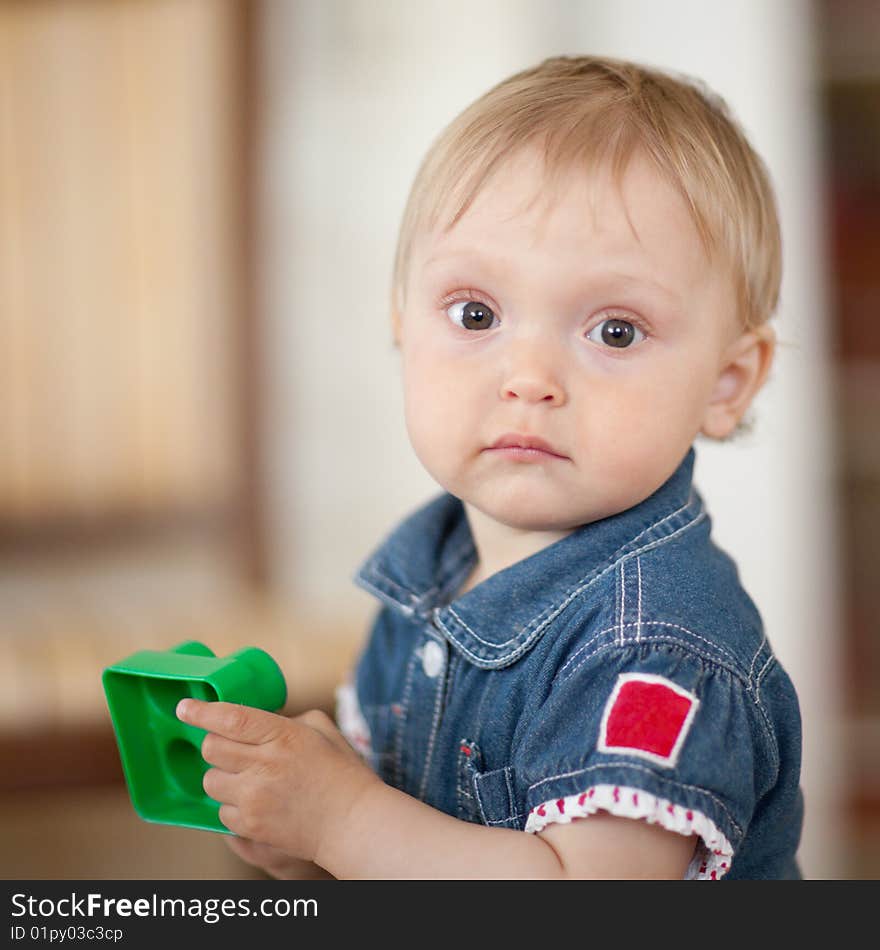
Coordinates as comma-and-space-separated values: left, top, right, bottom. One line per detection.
421, 640, 445, 678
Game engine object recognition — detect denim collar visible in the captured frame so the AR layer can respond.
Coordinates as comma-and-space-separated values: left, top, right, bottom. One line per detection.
355, 447, 704, 669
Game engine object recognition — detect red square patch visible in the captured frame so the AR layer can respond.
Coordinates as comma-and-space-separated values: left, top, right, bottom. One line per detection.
598, 673, 699, 768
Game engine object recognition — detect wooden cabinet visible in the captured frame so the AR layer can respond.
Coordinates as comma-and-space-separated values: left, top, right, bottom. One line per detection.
0, 0, 252, 543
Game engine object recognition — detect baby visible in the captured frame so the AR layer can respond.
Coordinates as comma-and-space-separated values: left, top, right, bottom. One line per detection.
178, 56, 803, 879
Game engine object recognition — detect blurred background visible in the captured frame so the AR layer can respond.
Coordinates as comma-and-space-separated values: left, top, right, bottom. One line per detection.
0, 0, 875, 879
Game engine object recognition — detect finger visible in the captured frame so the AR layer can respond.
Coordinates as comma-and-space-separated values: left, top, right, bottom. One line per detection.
225, 837, 318, 880
218, 803, 245, 836
177, 699, 286, 745
225, 837, 292, 879
200, 732, 253, 772
225, 836, 280, 867
202, 767, 240, 806
224, 834, 260, 864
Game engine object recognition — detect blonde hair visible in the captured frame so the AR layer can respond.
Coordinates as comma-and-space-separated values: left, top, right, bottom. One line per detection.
392, 55, 781, 330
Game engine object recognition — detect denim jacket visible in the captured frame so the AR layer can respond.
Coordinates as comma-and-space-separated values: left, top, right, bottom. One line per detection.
343, 447, 803, 879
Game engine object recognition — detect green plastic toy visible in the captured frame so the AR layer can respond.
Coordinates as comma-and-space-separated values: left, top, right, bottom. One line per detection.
102, 640, 287, 833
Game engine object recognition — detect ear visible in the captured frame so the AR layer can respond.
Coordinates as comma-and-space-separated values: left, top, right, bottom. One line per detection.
700, 324, 776, 440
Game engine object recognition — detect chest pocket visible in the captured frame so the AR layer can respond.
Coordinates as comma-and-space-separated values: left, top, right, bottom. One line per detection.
456, 740, 521, 829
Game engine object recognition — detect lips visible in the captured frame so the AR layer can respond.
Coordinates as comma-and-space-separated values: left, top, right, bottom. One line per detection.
487, 433, 569, 459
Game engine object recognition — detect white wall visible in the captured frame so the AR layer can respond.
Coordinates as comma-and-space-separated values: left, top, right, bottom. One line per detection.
258, 0, 566, 627
258, 0, 844, 877
568, 0, 845, 880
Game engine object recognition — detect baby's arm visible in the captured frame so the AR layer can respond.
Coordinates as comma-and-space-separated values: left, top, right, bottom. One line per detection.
177, 699, 694, 879
320, 774, 695, 879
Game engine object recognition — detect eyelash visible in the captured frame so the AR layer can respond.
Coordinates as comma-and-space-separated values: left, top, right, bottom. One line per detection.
438, 289, 495, 311
588, 310, 651, 340
438, 291, 651, 343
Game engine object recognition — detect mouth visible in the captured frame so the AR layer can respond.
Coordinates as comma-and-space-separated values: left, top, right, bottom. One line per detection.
485, 433, 569, 461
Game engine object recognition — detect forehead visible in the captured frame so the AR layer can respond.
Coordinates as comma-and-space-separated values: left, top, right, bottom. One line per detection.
413, 147, 713, 292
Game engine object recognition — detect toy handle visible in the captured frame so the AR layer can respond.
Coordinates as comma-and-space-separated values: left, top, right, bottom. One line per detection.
225, 646, 288, 712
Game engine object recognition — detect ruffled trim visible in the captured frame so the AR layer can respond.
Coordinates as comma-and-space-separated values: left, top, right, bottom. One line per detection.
524, 784, 734, 880
334, 682, 372, 758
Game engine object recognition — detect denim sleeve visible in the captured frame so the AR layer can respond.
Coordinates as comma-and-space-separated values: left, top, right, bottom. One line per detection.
514, 641, 778, 880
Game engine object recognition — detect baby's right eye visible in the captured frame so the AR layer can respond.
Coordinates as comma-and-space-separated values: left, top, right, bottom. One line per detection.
446, 300, 499, 331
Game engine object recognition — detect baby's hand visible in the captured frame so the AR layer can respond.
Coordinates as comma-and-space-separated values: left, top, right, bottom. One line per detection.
224, 837, 335, 880
176, 699, 379, 866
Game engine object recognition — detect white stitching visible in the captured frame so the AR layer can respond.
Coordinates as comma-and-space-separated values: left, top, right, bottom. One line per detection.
626, 499, 692, 549
755, 653, 775, 704
636, 557, 643, 643
748, 633, 767, 687
417, 638, 448, 801
557, 628, 613, 678
473, 772, 488, 824
625, 514, 707, 560
743, 634, 779, 763
559, 619, 741, 680
456, 740, 477, 816
559, 636, 744, 695
363, 537, 475, 612
393, 649, 418, 788
505, 768, 517, 821
442, 510, 707, 653
546, 622, 779, 755
752, 657, 780, 768
619, 560, 626, 646
443, 509, 704, 650
474, 767, 520, 825
356, 576, 416, 617
557, 630, 779, 756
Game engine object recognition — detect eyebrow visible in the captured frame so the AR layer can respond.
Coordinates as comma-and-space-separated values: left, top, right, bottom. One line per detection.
602, 271, 682, 304
422, 250, 506, 273
423, 250, 682, 304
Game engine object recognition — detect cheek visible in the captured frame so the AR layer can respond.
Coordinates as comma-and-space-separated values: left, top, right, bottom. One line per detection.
628, 357, 717, 424
400, 349, 467, 453
579, 370, 712, 459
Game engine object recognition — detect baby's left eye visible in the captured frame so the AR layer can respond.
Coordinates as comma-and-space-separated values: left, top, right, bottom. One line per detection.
446, 300, 499, 331
586, 317, 645, 349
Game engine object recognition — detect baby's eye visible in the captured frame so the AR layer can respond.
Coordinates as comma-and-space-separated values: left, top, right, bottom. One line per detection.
446, 300, 499, 331
586, 317, 645, 349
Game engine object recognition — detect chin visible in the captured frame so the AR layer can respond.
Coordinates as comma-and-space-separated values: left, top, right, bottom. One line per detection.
498, 512, 580, 532
469, 492, 586, 533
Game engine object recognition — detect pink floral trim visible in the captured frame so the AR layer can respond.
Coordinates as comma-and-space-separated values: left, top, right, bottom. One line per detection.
524, 784, 734, 880
334, 682, 372, 758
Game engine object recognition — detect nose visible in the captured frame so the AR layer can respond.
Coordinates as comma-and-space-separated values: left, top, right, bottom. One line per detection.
499, 341, 566, 407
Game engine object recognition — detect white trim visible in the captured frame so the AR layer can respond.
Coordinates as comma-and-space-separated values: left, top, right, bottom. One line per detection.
525, 784, 734, 880
334, 682, 372, 758
598, 673, 699, 768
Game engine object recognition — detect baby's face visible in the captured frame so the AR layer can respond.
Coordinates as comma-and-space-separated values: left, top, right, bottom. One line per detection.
396, 147, 746, 532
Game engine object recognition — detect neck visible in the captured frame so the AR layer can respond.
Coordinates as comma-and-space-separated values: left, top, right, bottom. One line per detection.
459, 502, 573, 595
